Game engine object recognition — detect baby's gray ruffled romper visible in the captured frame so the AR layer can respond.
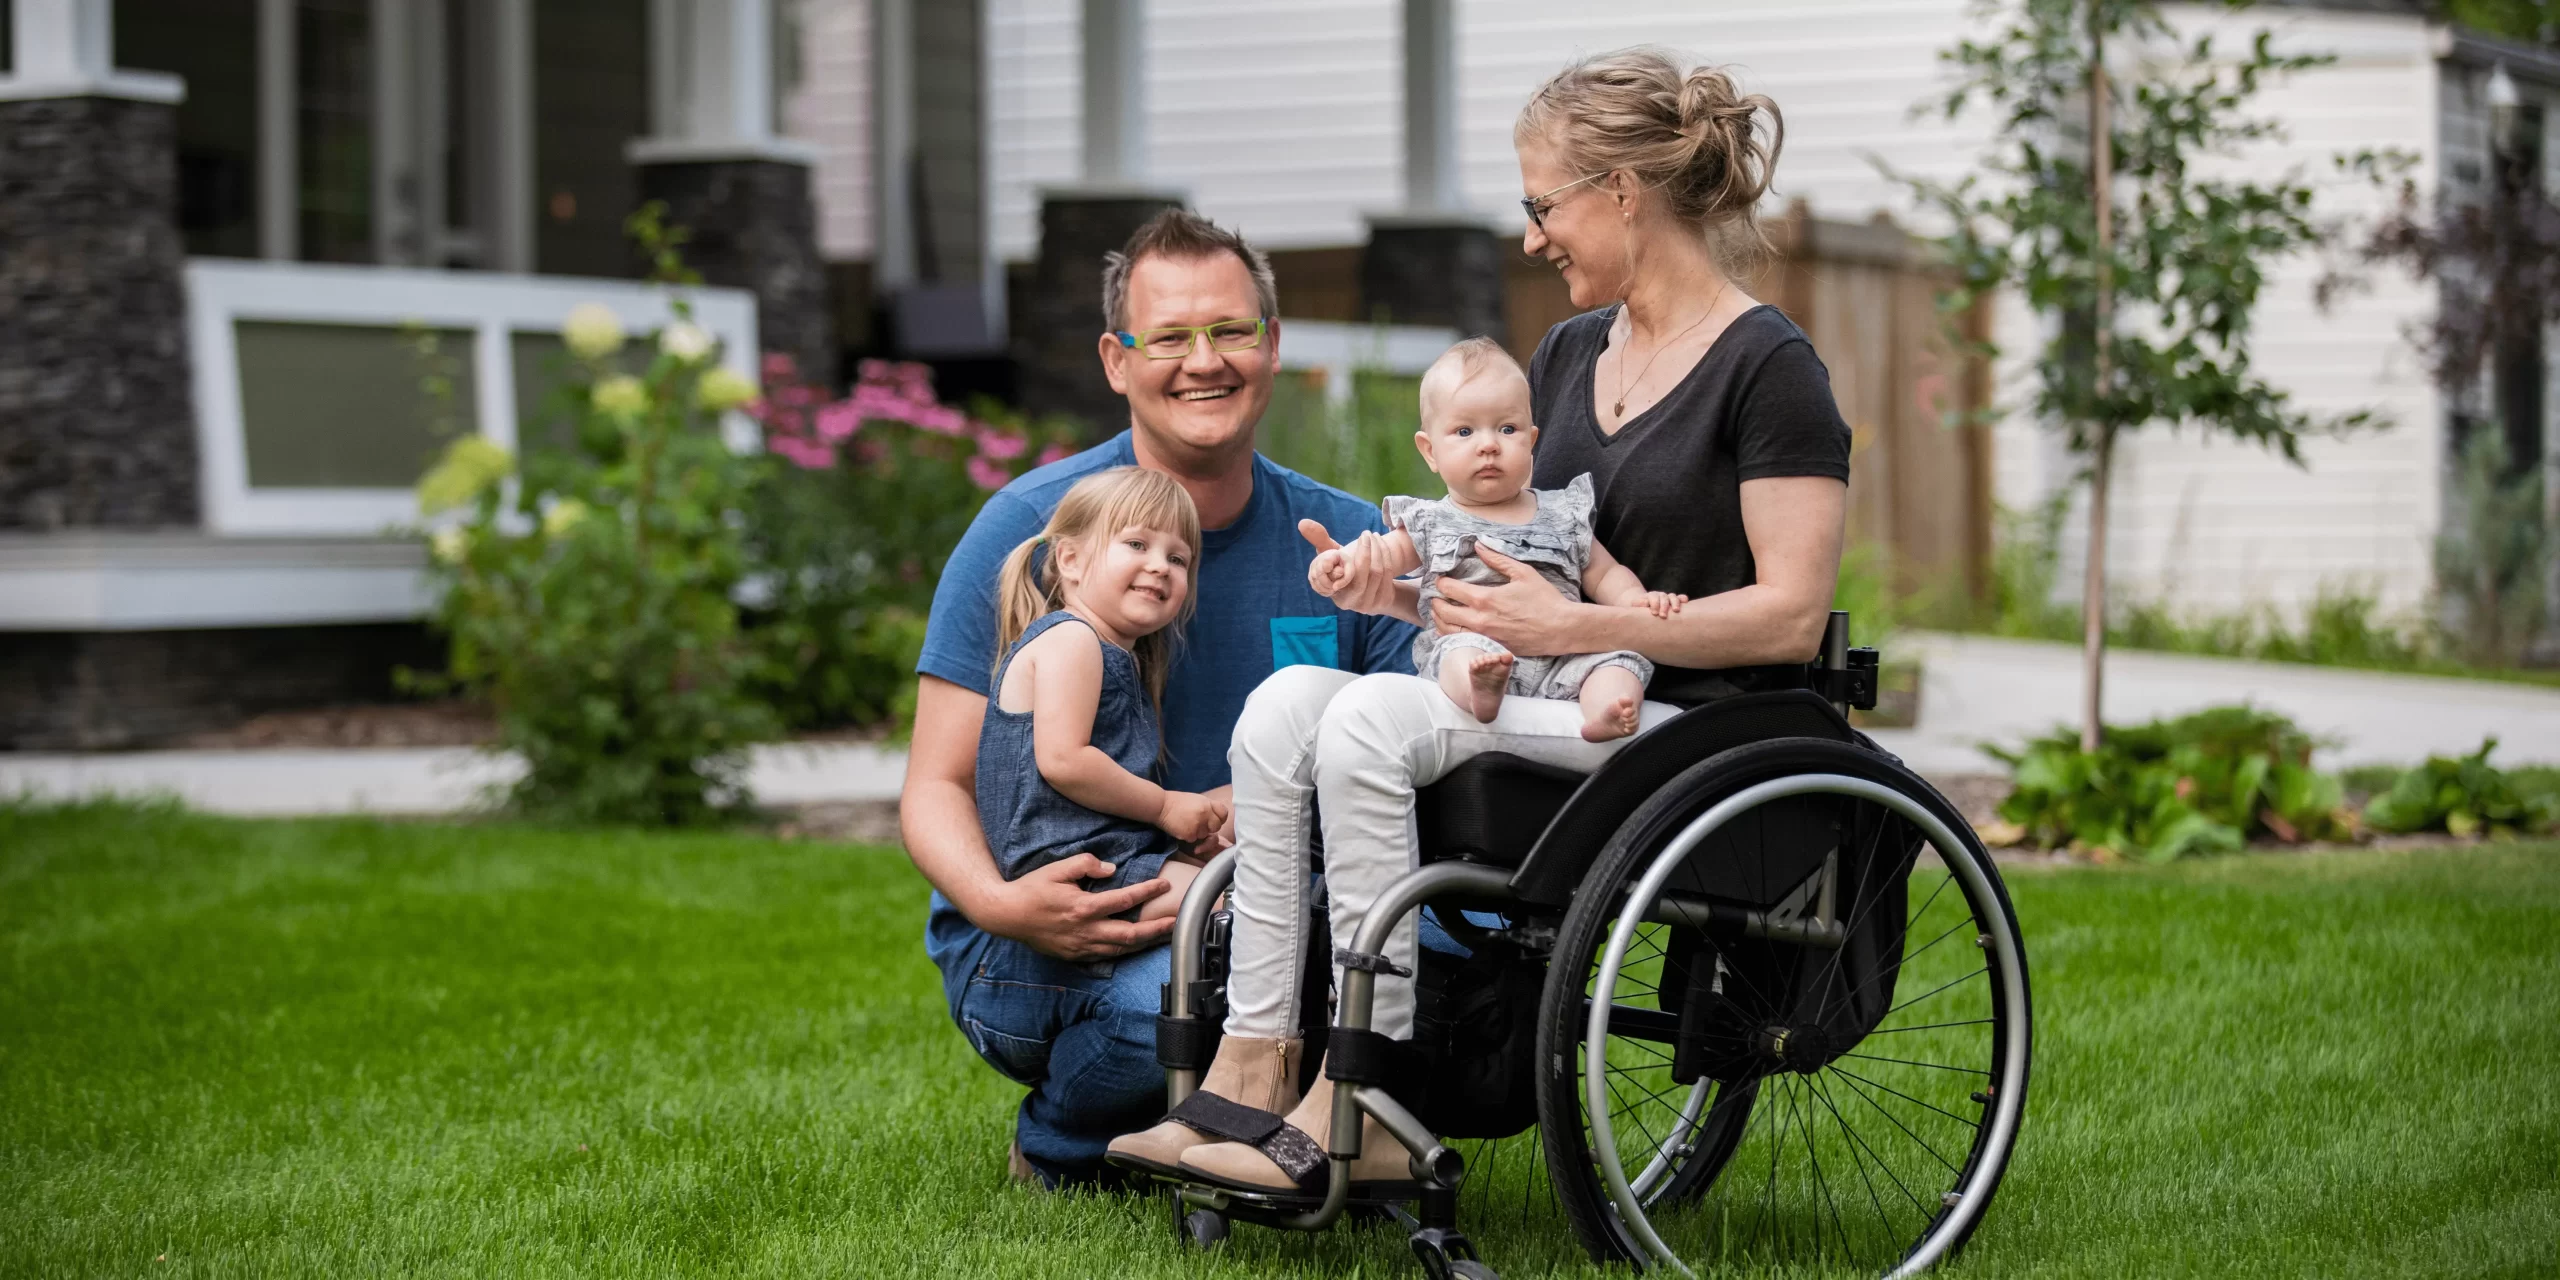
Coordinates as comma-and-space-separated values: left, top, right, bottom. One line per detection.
1384, 472, 1653, 702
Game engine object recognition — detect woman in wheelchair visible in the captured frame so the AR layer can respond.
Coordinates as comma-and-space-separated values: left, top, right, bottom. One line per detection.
1102, 47, 2033, 1280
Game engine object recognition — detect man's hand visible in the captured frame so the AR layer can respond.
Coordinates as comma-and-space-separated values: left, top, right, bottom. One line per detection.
975, 855, 1176, 962
1432, 545, 1581, 655
1298, 520, 1403, 617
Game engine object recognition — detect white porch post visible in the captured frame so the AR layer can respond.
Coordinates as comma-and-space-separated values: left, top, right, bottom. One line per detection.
255, 0, 297, 260
0, 0, 182, 102
1401, 0, 1459, 214
1360, 0, 1501, 340
629, 0, 815, 164
1081, 0, 1145, 184
871, 0, 916, 291
488, 0, 534, 272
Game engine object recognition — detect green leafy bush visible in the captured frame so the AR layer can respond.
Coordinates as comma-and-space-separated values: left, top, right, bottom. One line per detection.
746, 358, 1073, 731
2363, 739, 2558, 838
415, 209, 777, 824
1986, 706, 2354, 862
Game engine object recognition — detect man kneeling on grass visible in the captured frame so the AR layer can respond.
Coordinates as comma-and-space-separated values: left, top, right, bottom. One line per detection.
898, 209, 1417, 1189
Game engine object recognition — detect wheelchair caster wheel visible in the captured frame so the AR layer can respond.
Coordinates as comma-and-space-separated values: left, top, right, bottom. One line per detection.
1408, 1227, 1493, 1280
1177, 1207, 1228, 1250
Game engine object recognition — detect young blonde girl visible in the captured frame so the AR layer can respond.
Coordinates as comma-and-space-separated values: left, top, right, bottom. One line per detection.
980, 467, 1226, 924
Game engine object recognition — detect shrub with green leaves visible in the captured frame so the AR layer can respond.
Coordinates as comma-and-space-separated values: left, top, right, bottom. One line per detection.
2363, 739, 2557, 838
1987, 706, 2353, 861
745, 358, 1074, 732
415, 214, 777, 824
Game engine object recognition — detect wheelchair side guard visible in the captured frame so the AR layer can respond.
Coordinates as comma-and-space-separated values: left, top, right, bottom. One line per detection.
1506, 689, 1857, 906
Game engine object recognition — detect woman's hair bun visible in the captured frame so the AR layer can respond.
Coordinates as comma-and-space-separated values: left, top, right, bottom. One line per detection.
1516, 46, 1785, 265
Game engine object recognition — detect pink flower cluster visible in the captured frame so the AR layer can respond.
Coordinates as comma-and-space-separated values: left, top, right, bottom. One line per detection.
755, 353, 1058, 490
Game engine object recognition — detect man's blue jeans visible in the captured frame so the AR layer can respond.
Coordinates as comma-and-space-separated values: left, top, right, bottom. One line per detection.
931, 916, 1171, 1186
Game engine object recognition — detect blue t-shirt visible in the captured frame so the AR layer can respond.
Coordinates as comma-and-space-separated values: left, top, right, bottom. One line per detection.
918, 431, 1417, 792
919, 432, 1417, 972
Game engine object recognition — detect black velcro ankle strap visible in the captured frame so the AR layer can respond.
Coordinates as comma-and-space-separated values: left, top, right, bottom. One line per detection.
1324, 1026, 1400, 1086
1155, 1014, 1220, 1071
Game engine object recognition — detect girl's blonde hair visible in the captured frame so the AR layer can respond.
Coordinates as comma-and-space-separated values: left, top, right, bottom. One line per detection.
1514, 46, 1785, 272
994, 467, 1203, 714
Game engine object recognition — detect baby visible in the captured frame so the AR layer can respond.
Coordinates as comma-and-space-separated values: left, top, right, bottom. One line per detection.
1308, 337, 1682, 742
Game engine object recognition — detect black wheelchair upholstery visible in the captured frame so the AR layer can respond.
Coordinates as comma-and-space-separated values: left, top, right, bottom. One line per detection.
1414, 689, 1857, 904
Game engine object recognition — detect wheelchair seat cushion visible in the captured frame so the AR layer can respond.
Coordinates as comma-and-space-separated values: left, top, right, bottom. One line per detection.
1415, 752, 1590, 867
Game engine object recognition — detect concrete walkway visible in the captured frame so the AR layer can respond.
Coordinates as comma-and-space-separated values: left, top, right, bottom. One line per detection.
0, 741, 906, 817
7, 637, 2554, 816
1862, 633, 2560, 775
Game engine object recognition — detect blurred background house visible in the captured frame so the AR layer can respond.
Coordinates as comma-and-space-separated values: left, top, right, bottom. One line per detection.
1, 0, 2549, 749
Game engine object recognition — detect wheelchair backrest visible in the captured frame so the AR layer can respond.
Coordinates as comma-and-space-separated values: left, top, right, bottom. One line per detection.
1506, 689, 1857, 906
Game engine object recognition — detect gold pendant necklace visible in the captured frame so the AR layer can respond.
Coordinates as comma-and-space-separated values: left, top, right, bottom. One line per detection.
1612, 285, 1727, 418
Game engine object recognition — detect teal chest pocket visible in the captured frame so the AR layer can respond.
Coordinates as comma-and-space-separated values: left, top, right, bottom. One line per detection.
1269, 616, 1340, 671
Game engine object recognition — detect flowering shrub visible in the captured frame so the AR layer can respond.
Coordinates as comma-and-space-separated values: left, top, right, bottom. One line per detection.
746, 357, 1074, 731
417, 265, 779, 823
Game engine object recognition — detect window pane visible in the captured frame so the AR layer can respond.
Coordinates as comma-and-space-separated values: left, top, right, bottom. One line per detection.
237, 321, 477, 488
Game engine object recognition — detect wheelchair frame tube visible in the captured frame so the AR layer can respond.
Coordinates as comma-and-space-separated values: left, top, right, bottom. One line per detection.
1165, 847, 1241, 1108
1262, 861, 1512, 1232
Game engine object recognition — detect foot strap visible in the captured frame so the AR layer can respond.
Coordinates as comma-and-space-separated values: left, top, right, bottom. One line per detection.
1165, 1093, 1329, 1196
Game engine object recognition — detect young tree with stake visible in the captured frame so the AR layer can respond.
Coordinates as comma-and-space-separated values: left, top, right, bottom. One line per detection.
1905, 0, 2374, 749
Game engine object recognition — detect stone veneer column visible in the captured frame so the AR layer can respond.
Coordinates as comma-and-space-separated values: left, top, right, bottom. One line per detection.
1360, 217, 1508, 343
1016, 190, 1186, 438
635, 159, 836, 388
0, 95, 198, 529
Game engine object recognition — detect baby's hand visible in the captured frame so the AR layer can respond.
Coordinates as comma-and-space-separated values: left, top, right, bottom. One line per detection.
1157, 791, 1229, 844
1308, 548, 1350, 597
1637, 591, 1688, 619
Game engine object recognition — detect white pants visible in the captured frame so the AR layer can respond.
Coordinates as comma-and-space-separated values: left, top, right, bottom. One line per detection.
1222, 667, 1680, 1041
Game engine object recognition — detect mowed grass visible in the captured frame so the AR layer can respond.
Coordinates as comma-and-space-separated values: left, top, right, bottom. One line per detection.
1, 801, 2553, 1279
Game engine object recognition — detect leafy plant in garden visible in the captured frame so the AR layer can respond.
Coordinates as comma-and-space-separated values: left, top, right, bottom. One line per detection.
746, 358, 1073, 731
414, 204, 776, 824
1905, 0, 2374, 750
1986, 705, 2354, 861
2363, 738, 2558, 838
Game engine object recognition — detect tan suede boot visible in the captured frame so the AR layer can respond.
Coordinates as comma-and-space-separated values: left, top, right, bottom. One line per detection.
1176, 1067, 1417, 1198
1104, 1036, 1301, 1177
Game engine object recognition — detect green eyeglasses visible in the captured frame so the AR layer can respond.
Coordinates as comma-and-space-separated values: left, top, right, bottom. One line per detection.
1114, 317, 1267, 360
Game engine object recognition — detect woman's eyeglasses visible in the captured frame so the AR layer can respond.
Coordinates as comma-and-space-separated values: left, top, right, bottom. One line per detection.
1113, 317, 1267, 360
1520, 172, 1609, 230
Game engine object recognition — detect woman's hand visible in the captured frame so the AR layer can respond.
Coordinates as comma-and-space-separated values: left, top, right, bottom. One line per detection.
1431, 546, 1587, 656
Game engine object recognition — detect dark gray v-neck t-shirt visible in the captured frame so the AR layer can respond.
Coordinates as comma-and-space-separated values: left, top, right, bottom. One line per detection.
1527, 303, 1852, 706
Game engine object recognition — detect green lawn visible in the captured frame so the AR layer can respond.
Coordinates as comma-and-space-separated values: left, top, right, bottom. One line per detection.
2, 802, 2553, 1278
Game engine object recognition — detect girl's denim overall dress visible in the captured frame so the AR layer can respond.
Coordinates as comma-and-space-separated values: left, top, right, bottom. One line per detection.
974, 610, 1180, 902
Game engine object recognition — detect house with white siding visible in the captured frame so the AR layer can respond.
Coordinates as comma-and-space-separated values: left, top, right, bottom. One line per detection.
1, 0, 2543, 748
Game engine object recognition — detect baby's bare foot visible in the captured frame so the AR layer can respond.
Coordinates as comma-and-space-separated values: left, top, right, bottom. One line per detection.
1581, 691, 1640, 743
1465, 651, 1513, 722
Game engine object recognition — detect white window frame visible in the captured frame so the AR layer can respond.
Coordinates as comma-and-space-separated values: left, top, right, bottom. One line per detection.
186, 258, 760, 536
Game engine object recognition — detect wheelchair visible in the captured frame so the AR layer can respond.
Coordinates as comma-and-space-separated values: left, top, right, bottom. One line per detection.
1136, 614, 2032, 1280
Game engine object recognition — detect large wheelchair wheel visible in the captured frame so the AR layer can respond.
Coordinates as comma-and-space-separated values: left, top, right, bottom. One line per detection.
1534, 738, 2031, 1277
